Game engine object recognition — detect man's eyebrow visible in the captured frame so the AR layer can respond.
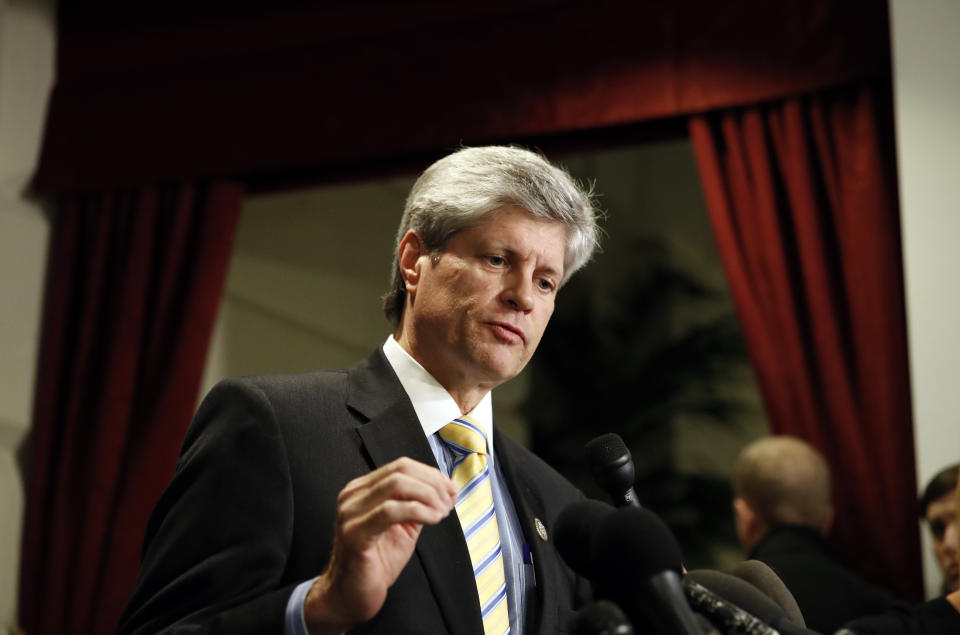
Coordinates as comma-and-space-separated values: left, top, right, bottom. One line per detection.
537, 264, 562, 279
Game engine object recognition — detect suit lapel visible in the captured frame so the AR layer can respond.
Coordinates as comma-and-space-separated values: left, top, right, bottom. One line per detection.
494, 428, 561, 634
349, 351, 484, 635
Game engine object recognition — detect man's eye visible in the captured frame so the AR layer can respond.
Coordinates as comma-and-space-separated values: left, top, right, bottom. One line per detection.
537, 279, 555, 291
931, 521, 946, 539
487, 256, 506, 266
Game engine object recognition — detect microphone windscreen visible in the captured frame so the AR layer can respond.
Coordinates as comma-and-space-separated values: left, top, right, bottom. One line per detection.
685, 569, 786, 624
571, 599, 635, 635
585, 433, 631, 470
732, 559, 805, 627
584, 433, 634, 489
555, 499, 616, 579
584, 433, 641, 508
593, 506, 684, 587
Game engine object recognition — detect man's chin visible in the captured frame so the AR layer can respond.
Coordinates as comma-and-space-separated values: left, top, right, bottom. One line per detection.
473, 354, 528, 386
947, 576, 960, 595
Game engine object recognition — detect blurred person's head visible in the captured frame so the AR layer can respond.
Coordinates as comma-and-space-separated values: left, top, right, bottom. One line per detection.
919, 463, 959, 595
732, 436, 834, 554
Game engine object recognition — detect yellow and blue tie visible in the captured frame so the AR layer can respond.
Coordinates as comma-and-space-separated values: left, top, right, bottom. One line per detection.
439, 416, 511, 635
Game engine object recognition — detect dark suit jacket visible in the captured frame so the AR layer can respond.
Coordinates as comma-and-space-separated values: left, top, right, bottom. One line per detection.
750, 526, 894, 634
117, 349, 588, 634
842, 597, 960, 635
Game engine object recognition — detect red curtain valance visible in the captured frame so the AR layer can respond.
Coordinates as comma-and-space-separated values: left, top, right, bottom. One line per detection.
34, 0, 891, 192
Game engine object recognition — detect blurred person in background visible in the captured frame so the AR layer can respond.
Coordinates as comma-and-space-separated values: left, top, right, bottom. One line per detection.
843, 475, 960, 634
918, 463, 959, 597
733, 435, 893, 634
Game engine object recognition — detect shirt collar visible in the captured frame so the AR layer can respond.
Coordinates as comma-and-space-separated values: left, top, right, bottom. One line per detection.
381, 335, 494, 454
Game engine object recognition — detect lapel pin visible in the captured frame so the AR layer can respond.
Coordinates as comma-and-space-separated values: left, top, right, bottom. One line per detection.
534, 517, 548, 541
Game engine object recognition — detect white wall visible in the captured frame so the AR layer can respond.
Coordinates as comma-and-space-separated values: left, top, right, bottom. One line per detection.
0, 0, 56, 626
889, 0, 960, 600
200, 176, 414, 392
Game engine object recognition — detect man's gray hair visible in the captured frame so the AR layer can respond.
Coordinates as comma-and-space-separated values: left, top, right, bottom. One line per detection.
383, 145, 601, 324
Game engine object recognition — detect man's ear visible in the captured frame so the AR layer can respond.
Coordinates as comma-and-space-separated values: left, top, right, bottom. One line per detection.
397, 230, 426, 294
821, 502, 836, 535
733, 497, 763, 553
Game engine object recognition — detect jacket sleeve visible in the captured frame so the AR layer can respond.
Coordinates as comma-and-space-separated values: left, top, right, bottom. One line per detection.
117, 377, 301, 634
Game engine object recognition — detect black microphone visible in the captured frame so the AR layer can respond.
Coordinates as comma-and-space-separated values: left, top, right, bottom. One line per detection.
555, 498, 617, 581
584, 433, 641, 508
682, 578, 780, 635
589, 506, 706, 634
571, 599, 635, 635
684, 570, 821, 635
572, 600, 719, 635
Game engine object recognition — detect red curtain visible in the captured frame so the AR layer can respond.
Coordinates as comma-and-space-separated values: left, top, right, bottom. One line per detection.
689, 81, 921, 600
18, 182, 243, 634
36, 1, 891, 192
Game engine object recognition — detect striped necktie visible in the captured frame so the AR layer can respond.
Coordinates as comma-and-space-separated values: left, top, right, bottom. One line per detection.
438, 416, 511, 635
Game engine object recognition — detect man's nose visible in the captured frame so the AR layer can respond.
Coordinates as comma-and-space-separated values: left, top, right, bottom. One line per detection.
945, 520, 958, 554
502, 272, 534, 312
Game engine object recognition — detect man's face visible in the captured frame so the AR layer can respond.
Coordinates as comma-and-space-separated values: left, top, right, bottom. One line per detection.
926, 489, 959, 593
404, 205, 566, 395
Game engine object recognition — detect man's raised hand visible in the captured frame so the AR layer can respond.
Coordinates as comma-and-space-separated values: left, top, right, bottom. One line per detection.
303, 457, 457, 634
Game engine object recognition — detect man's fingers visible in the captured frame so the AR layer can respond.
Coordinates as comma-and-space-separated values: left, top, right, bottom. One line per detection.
343, 470, 452, 519
308, 458, 458, 630
339, 458, 457, 518
352, 456, 456, 496
343, 498, 452, 540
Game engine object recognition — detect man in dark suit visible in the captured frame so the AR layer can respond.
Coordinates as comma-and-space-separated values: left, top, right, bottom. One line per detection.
118, 146, 601, 634
732, 435, 894, 634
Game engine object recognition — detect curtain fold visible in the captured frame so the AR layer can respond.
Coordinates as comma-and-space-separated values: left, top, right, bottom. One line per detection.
18, 181, 243, 634
689, 81, 921, 601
